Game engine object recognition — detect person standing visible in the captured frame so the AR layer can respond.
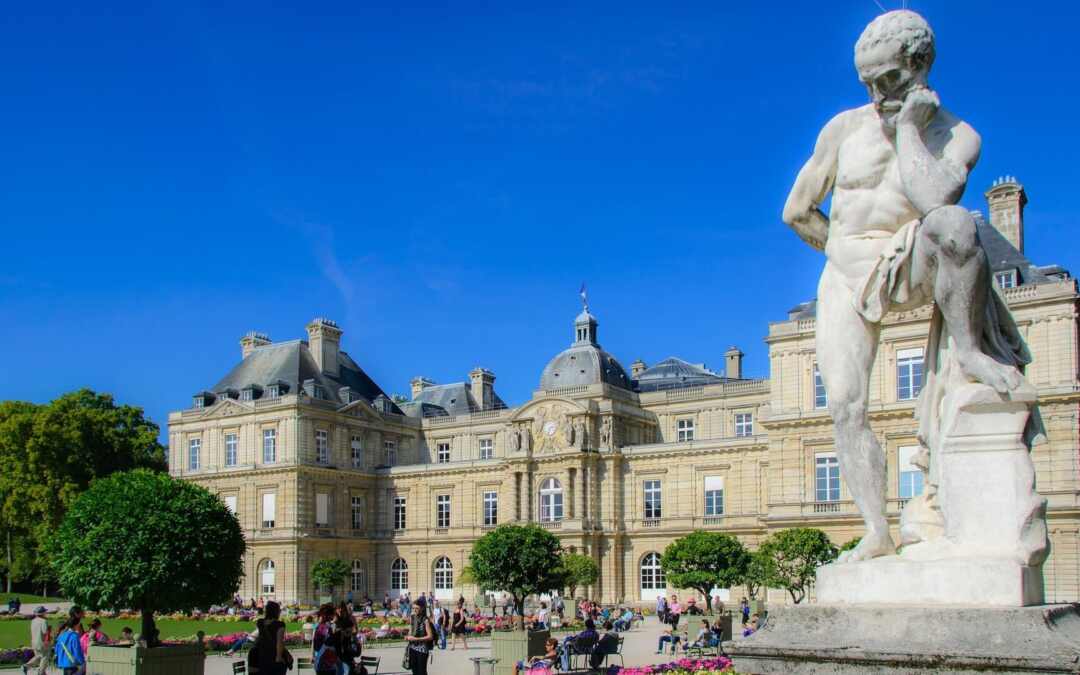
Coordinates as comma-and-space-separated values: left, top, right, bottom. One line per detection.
739, 597, 750, 625
404, 599, 435, 675
22, 606, 51, 675
255, 601, 290, 675
656, 595, 668, 624
450, 599, 468, 650
54, 616, 85, 675
668, 595, 682, 629
431, 601, 448, 650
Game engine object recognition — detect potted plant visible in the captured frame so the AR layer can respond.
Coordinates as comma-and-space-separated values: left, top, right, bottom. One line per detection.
51, 470, 245, 675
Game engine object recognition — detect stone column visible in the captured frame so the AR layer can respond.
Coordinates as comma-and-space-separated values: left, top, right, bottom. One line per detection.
511, 471, 521, 521
517, 471, 528, 522
565, 468, 575, 519
574, 466, 585, 522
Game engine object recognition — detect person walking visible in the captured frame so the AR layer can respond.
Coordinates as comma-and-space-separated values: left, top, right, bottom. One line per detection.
254, 601, 291, 675
312, 605, 341, 675
431, 601, 448, 650
54, 616, 85, 675
668, 595, 682, 629
404, 599, 435, 675
449, 599, 468, 650
22, 606, 51, 675
740, 597, 750, 625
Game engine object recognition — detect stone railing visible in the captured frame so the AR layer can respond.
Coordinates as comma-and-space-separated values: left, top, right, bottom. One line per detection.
641, 518, 662, 528
540, 520, 563, 530
702, 516, 725, 526
543, 385, 590, 397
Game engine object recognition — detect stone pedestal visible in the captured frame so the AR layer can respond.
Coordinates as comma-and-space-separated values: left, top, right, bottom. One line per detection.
725, 604, 1080, 674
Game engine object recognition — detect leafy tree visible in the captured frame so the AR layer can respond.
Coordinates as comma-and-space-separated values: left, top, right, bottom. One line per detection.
0, 391, 166, 590
559, 552, 599, 599
52, 470, 245, 645
311, 558, 351, 598
840, 536, 861, 553
468, 524, 564, 627
758, 528, 837, 603
742, 549, 771, 601
661, 531, 748, 612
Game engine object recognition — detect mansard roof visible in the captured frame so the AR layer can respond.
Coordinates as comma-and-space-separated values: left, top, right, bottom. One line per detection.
399, 381, 507, 418
634, 356, 729, 392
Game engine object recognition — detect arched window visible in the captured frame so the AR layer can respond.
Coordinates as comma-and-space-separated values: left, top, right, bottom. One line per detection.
539, 478, 564, 522
260, 559, 276, 596
391, 558, 409, 591
433, 557, 453, 596
351, 560, 366, 593
640, 552, 665, 599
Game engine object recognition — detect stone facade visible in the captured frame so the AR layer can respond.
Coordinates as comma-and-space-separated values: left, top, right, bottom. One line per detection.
169, 179, 1080, 606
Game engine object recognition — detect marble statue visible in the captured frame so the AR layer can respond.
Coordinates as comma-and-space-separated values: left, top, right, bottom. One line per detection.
575, 418, 589, 450
509, 428, 521, 452
783, 10, 1042, 565
599, 417, 613, 450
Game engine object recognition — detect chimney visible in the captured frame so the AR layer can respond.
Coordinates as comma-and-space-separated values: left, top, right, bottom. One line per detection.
985, 175, 1027, 254
240, 331, 271, 359
725, 346, 744, 379
469, 367, 496, 411
306, 318, 342, 377
411, 377, 435, 400
631, 359, 647, 378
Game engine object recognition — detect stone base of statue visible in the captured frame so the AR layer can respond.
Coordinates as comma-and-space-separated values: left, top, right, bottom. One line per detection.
724, 603, 1080, 674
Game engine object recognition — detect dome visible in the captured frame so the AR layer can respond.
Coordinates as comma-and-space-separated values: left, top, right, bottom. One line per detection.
539, 304, 632, 391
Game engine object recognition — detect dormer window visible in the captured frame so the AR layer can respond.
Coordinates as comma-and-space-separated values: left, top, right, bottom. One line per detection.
266, 383, 283, 399
192, 392, 214, 409
994, 269, 1017, 289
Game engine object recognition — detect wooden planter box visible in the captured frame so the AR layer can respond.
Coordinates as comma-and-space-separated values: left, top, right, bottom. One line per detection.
491, 629, 550, 675
87, 643, 205, 675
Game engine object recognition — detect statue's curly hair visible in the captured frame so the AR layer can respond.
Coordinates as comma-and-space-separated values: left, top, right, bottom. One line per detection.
855, 10, 935, 71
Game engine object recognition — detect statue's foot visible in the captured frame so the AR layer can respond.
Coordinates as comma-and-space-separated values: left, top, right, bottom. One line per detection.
837, 529, 896, 563
956, 350, 1022, 394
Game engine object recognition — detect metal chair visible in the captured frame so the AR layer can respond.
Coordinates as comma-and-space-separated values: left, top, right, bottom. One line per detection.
359, 655, 381, 674
295, 656, 315, 672
231, 661, 246, 675
569, 634, 598, 670
601, 636, 625, 667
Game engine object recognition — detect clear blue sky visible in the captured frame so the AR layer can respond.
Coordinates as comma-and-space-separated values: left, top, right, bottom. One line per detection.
2, 1, 1077, 441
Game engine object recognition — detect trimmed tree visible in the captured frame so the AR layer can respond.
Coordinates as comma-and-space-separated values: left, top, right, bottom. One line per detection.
661, 531, 748, 613
839, 536, 861, 553
311, 558, 351, 600
559, 552, 599, 600
51, 470, 245, 645
743, 549, 771, 601
758, 527, 837, 603
468, 524, 564, 628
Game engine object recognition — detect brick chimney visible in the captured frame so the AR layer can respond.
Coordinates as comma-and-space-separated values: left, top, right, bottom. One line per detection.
725, 346, 744, 380
240, 331, 271, 359
411, 377, 435, 400
469, 367, 496, 411
306, 318, 342, 377
985, 175, 1027, 254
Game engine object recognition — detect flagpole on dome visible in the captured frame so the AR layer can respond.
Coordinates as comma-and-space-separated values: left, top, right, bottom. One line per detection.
580, 282, 589, 313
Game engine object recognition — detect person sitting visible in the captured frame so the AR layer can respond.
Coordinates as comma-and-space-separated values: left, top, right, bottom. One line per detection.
116, 627, 135, 646
742, 614, 760, 638
656, 624, 684, 655
374, 621, 392, 640
589, 621, 620, 670
559, 618, 598, 671
686, 619, 716, 654
511, 637, 558, 675
612, 608, 635, 632
80, 618, 108, 655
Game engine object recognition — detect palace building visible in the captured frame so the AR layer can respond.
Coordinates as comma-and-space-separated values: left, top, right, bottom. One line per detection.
168, 176, 1080, 606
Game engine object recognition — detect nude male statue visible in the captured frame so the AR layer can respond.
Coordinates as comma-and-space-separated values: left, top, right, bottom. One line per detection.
782, 11, 1023, 563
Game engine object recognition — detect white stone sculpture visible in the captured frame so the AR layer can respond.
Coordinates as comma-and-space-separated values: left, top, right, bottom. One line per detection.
782, 9, 1047, 588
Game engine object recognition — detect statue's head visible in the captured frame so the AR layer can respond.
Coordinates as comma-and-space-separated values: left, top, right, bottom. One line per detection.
855, 10, 935, 126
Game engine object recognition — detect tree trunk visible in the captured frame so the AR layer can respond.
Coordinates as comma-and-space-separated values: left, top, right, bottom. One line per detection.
5, 530, 11, 594
141, 609, 158, 647
703, 589, 713, 613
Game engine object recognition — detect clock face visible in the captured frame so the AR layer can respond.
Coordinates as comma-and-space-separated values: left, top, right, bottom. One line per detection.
543, 421, 558, 437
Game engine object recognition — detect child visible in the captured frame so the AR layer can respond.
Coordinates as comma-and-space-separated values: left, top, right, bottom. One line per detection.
512, 638, 558, 675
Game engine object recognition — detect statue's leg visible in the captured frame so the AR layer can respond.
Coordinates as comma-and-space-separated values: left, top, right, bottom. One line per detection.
913, 206, 1022, 392
817, 263, 895, 562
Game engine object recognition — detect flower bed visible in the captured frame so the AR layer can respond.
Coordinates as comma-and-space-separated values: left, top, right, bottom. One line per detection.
0, 648, 34, 666
608, 656, 735, 674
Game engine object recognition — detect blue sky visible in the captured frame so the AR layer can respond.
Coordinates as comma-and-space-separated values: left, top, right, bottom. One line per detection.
1, 1, 1077, 441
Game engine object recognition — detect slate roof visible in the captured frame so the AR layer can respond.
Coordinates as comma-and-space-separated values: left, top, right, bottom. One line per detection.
540, 343, 633, 391
207, 340, 399, 412
634, 356, 731, 392
399, 382, 507, 419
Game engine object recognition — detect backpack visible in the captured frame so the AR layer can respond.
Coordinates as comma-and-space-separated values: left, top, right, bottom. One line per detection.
54, 629, 82, 668
313, 624, 340, 672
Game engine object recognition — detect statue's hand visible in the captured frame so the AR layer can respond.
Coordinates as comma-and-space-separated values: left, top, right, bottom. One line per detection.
897, 87, 939, 129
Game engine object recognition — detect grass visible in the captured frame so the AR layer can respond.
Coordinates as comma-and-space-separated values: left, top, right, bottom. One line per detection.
0, 593, 66, 606
0, 617, 307, 651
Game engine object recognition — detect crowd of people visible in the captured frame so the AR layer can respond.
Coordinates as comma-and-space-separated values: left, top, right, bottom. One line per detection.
20, 605, 136, 675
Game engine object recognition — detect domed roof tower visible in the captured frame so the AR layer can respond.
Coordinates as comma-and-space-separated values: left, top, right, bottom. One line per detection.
539, 301, 632, 391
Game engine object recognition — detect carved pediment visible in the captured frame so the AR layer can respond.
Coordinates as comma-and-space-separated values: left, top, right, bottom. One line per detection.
198, 399, 253, 419
337, 399, 383, 421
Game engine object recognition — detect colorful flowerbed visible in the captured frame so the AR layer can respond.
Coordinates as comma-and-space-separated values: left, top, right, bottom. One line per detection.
0, 648, 34, 666
608, 656, 735, 674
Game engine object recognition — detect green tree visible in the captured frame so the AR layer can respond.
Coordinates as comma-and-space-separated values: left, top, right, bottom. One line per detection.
0, 391, 166, 591
468, 524, 564, 627
311, 558, 351, 599
661, 531, 748, 613
839, 536, 861, 553
742, 549, 771, 601
758, 527, 837, 603
51, 470, 245, 645
559, 552, 599, 599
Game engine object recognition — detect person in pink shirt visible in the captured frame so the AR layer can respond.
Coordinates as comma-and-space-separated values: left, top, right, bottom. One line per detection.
668, 595, 682, 629
79, 618, 109, 656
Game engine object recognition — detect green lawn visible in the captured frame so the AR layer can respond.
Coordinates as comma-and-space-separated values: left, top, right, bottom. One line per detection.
0, 618, 307, 650
0, 593, 66, 606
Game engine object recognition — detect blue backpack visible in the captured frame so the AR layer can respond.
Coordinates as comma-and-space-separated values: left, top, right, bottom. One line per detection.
312, 624, 340, 672
55, 629, 83, 668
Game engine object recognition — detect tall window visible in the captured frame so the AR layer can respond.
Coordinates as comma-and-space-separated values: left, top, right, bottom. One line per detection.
436, 494, 451, 528
223, 494, 238, 514
479, 438, 493, 460
898, 445, 925, 499
351, 496, 363, 530
188, 438, 201, 471
704, 476, 724, 516
815, 453, 840, 502
643, 480, 662, 519
437, 442, 450, 464
896, 348, 924, 401
483, 491, 498, 526
393, 496, 406, 531
260, 559, 276, 595
433, 556, 453, 592
384, 440, 397, 467
814, 364, 828, 409
224, 433, 238, 467
391, 558, 408, 591
262, 492, 276, 528
734, 412, 753, 437
640, 552, 665, 590
539, 478, 564, 522
351, 435, 363, 468
316, 492, 330, 527
351, 560, 366, 593
677, 418, 695, 442
263, 429, 277, 463
315, 429, 329, 464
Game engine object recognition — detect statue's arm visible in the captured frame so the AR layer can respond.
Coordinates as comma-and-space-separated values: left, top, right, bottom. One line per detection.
896, 92, 981, 213
782, 113, 845, 252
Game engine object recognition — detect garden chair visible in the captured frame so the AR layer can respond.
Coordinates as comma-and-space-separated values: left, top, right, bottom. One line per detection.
569, 634, 598, 670
599, 636, 624, 668
232, 661, 246, 675
296, 656, 315, 672
359, 655, 381, 674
